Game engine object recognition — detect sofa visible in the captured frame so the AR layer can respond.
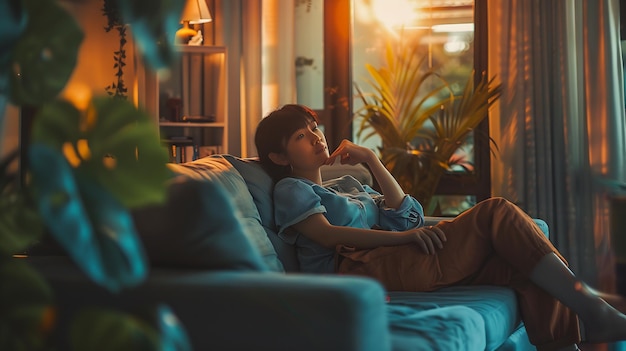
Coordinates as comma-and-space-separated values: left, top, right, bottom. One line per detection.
25, 154, 546, 351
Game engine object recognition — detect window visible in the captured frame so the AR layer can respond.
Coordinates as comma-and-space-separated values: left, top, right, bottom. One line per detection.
295, 0, 489, 215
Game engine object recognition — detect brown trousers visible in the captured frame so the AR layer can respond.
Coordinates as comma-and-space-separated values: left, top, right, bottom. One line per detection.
335, 197, 580, 351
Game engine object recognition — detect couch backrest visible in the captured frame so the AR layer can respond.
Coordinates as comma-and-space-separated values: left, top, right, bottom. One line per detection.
221, 155, 301, 272
168, 156, 287, 272
224, 155, 376, 272
169, 155, 378, 273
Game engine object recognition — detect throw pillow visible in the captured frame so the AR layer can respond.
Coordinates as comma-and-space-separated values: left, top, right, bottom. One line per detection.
168, 156, 285, 272
222, 155, 274, 228
132, 176, 267, 271
222, 155, 300, 272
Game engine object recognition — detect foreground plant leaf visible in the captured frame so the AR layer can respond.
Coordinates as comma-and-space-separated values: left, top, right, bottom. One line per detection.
70, 304, 192, 351
0, 258, 54, 351
31, 97, 171, 208
28, 143, 148, 292
0, 150, 44, 255
9, 0, 83, 106
155, 305, 192, 351
70, 308, 159, 351
0, 191, 43, 256
0, 0, 28, 101
117, 0, 185, 73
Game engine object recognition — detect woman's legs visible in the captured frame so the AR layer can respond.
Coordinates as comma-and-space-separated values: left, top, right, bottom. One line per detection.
463, 255, 579, 350
530, 252, 626, 343
337, 197, 626, 349
436, 197, 626, 348
338, 197, 581, 349
434, 197, 581, 350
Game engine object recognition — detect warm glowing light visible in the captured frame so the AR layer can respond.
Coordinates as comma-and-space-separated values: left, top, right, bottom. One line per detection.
371, 0, 417, 32
82, 103, 97, 132
103, 155, 117, 169
62, 82, 92, 111
62, 142, 82, 167
443, 38, 470, 53
432, 23, 474, 33
77, 139, 91, 160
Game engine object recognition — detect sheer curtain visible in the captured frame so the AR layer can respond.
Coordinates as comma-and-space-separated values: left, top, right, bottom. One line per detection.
215, 0, 296, 157
488, 0, 626, 287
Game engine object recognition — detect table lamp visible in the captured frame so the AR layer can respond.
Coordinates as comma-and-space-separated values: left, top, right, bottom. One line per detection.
176, 0, 212, 43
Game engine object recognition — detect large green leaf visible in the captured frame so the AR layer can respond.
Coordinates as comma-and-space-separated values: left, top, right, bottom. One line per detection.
70, 308, 159, 351
28, 143, 149, 292
0, 258, 54, 351
0, 0, 28, 101
70, 304, 192, 351
82, 98, 171, 208
0, 191, 43, 256
9, 0, 83, 106
31, 97, 171, 208
29, 99, 81, 148
0, 150, 43, 256
117, 0, 185, 72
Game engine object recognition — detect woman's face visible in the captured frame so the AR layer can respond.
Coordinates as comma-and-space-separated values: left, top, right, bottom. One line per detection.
282, 119, 329, 172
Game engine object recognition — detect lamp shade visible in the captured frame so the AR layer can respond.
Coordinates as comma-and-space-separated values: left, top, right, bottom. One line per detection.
181, 0, 212, 24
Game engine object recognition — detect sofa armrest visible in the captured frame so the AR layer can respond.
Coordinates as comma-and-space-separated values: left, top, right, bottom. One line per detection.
27, 256, 390, 351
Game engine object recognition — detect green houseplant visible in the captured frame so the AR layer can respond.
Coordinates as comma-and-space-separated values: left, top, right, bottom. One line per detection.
0, 0, 192, 349
354, 41, 502, 214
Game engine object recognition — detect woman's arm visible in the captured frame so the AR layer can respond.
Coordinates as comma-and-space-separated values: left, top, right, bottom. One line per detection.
326, 139, 406, 209
292, 213, 446, 255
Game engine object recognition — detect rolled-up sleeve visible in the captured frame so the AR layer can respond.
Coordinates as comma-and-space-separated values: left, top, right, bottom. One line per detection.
377, 195, 424, 231
274, 178, 326, 244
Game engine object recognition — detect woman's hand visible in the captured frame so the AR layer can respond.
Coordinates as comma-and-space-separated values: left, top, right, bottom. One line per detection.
326, 139, 406, 210
325, 139, 376, 166
407, 226, 447, 255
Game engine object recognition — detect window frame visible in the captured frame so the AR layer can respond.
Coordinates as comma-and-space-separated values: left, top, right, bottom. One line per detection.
322, 0, 490, 203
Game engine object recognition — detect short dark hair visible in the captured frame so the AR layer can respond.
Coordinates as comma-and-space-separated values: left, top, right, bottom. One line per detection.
254, 104, 319, 181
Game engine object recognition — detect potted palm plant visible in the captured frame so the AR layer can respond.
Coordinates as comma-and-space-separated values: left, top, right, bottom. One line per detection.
354, 41, 502, 214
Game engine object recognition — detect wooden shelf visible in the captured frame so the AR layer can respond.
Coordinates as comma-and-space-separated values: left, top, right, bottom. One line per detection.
139, 45, 229, 161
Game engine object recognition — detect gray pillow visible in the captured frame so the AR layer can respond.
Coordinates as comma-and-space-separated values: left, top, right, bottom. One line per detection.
167, 156, 285, 272
223, 155, 300, 272
132, 177, 268, 271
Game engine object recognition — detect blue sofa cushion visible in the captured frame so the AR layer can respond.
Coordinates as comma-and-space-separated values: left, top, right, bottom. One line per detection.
222, 155, 301, 272
387, 304, 486, 351
168, 156, 284, 272
132, 177, 267, 271
388, 286, 522, 351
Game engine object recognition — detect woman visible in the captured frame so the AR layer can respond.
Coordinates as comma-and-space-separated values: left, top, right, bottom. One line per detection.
254, 104, 626, 351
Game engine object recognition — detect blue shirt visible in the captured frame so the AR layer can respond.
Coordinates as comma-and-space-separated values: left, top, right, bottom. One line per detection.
274, 175, 425, 273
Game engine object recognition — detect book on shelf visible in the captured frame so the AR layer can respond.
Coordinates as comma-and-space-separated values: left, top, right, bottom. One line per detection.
188, 52, 203, 117
163, 137, 198, 163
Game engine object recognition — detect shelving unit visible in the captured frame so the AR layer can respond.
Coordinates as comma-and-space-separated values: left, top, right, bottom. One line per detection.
137, 45, 228, 162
